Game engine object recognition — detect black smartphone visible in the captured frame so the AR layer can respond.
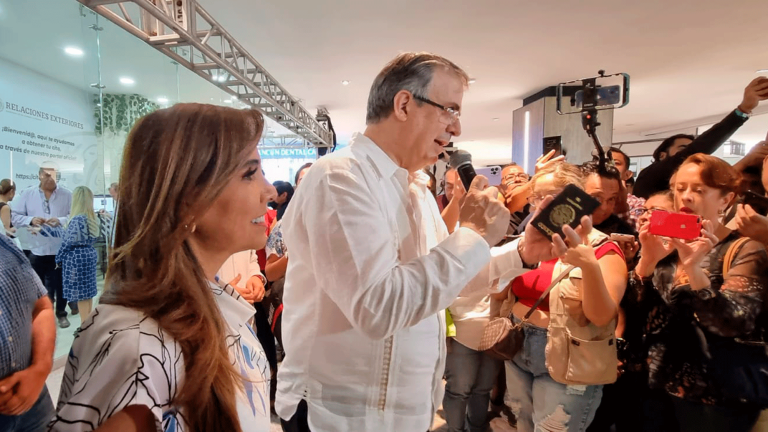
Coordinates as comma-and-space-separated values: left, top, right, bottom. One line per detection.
530, 184, 601, 240
743, 190, 768, 216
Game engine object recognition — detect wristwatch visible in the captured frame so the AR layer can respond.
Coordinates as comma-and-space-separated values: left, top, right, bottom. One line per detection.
735, 108, 752, 120
518, 240, 539, 270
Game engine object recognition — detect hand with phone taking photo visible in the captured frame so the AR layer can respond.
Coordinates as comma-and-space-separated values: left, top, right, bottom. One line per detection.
734, 204, 768, 246
670, 220, 719, 289
634, 224, 675, 278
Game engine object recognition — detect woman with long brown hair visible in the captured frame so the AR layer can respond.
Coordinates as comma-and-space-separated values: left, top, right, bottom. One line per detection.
50, 104, 276, 432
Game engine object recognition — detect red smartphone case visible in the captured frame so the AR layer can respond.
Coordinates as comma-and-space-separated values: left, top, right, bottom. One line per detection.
649, 211, 702, 240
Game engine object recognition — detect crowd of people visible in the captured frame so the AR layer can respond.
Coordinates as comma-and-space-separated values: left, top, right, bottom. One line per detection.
1, 51, 768, 432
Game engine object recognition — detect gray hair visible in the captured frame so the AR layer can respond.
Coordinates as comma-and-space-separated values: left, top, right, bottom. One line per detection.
366, 52, 470, 124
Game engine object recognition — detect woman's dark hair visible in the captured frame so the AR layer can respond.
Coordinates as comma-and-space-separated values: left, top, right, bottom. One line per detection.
0, 179, 15, 195
675, 154, 741, 196
648, 189, 674, 202
294, 162, 313, 185
273, 181, 295, 205
653, 134, 695, 161
104, 103, 265, 432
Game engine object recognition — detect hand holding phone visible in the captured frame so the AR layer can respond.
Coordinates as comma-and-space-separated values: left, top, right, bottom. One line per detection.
742, 191, 768, 216
734, 201, 768, 245
648, 211, 702, 240
669, 220, 719, 272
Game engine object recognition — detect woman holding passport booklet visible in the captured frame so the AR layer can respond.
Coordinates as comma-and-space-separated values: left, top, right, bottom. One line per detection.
498, 161, 628, 432
631, 154, 768, 432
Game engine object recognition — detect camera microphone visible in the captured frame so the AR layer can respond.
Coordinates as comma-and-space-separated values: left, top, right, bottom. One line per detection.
449, 150, 476, 190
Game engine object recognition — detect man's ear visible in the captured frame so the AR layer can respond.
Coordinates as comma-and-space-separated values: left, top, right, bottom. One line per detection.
392, 90, 413, 122
624, 170, 634, 181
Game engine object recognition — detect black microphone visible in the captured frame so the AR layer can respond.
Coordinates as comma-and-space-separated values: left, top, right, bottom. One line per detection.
449, 150, 476, 190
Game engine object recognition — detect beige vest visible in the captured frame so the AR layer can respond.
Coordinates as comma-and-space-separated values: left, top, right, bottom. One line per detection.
545, 229, 619, 386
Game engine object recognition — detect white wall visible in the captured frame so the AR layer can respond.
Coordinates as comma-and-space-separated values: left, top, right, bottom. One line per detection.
0, 57, 99, 192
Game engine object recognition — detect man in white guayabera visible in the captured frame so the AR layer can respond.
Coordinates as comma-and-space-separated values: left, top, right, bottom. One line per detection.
277, 52, 572, 432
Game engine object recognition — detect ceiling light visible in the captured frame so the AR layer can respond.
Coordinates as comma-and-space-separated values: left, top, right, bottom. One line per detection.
341, 80, 350, 86
157, 97, 168, 104
757, 69, 768, 74
468, 78, 477, 85
217, 74, 228, 82
64, 46, 84, 57
119, 77, 135, 85
493, 118, 499, 121
224, 99, 233, 104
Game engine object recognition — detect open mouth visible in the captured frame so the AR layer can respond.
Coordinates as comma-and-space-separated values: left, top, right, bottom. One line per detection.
252, 215, 266, 224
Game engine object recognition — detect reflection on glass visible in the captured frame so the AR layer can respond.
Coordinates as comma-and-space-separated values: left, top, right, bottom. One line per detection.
0, 0, 321, 363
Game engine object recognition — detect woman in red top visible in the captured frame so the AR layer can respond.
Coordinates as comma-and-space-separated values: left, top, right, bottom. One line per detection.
502, 162, 627, 432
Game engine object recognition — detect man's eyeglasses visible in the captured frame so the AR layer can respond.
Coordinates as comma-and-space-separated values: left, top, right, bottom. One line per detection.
503, 173, 530, 183
413, 95, 461, 126
639, 207, 668, 216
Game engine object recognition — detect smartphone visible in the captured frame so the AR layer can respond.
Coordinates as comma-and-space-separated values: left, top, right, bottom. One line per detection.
475, 166, 502, 186
649, 211, 702, 240
530, 184, 601, 240
743, 190, 768, 216
556, 72, 630, 115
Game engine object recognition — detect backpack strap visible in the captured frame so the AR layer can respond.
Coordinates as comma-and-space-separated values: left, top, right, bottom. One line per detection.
723, 237, 750, 277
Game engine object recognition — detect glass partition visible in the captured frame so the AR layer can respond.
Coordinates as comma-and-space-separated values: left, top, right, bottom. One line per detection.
0, 0, 316, 361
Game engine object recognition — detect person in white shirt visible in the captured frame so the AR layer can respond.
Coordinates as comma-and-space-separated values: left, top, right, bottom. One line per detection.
11, 163, 76, 328
219, 250, 266, 304
50, 104, 277, 432
276, 52, 574, 432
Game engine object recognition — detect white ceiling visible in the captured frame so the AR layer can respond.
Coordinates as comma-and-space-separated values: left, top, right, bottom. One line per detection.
2, 0, 767, 165
198, 0, 768, 163
0, 0, 292, 136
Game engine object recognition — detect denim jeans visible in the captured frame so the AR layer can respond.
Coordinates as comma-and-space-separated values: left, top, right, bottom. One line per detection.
505, 321, 603, 432
0, 385, 55, 432
442, 339, 501, 432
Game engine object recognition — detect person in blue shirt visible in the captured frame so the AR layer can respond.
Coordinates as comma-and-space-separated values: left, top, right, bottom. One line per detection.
56, 186, 100, 321
0, 233, 56, 431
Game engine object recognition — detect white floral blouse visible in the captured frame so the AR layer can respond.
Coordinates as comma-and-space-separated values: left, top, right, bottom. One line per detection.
49, 282, 270, 432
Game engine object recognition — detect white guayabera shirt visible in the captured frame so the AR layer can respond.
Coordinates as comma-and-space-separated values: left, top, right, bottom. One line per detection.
276, 133, 527, 432
49, 282, 270, 432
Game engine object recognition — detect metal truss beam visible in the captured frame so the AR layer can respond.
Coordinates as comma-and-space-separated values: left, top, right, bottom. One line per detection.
77, 0, 333, 148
